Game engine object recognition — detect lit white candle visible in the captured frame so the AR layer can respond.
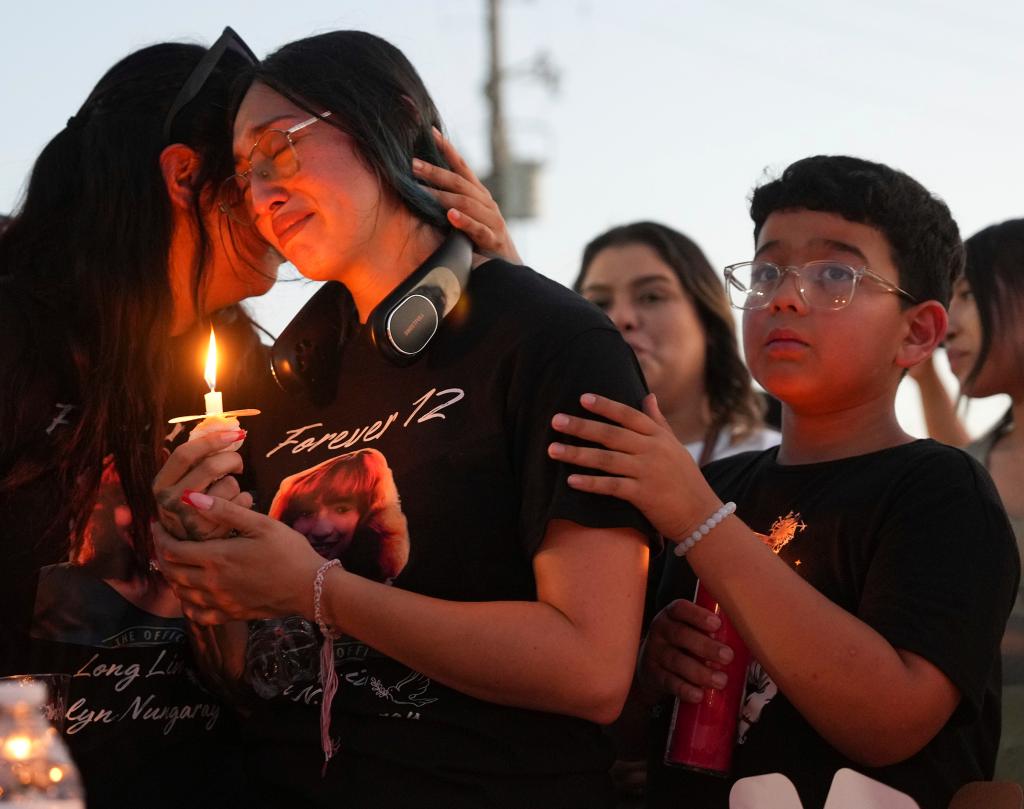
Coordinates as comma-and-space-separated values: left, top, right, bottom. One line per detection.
203, 328, 224, 415
191, 327, 241, 449
167, 326, 260, 445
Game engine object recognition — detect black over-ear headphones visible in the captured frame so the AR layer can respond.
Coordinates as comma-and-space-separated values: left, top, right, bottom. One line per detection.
270, 231, 474, 403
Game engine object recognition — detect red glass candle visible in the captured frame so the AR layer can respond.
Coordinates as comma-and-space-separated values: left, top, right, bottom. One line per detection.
664, 580, 752, 775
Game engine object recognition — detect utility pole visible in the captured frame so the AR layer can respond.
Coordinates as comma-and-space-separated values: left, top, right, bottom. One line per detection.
482, 0, 557, 219
484, 0, 511, 211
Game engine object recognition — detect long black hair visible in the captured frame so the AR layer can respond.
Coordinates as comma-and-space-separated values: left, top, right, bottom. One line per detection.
242, 30, 451, 230
0, 41, 255, 564
961, 219, 1024, 430
575, 222, 765, 464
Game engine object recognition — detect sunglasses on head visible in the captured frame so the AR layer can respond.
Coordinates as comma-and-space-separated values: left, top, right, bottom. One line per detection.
162, 26, 257, 144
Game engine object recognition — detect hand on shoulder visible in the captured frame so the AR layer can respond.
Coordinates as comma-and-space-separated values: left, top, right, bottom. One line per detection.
548, 393, 722, 543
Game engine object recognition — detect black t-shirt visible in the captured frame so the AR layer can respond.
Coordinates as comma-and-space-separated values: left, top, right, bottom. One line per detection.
0, 287, 262, 809
242, 259, 657, 809
0, 285, 76, 676
647, 440, 1020, 809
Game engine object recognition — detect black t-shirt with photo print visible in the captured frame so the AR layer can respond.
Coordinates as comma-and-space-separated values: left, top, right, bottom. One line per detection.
647, 440, 1020, 809
0, 287, 264, 809
242, 259, 657, 809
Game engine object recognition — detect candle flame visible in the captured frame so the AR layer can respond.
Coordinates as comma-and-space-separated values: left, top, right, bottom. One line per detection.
3, 734, 31, 761
204, 327, 217, 392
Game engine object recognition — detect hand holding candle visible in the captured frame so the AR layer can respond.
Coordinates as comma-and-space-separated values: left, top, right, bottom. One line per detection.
169, 327, 260, 451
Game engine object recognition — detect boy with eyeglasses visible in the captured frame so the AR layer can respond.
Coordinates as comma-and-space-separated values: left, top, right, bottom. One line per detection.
548, 155, 1020, 809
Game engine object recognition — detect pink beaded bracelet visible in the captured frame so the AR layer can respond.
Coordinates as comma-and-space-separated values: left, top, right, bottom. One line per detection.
314, 558, 341, 638
313, 558, 342, 771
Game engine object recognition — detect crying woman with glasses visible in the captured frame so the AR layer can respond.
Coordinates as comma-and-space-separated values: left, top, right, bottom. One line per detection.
151, 29, 658, 809
0, 27, 510, 809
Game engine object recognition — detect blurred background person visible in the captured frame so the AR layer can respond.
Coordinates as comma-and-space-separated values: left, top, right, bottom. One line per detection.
575, 222, 778, 466
909, 218, 1024, 783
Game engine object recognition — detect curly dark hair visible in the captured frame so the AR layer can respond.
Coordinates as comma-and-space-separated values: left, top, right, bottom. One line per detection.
749, 155, 964, 307
575, 221, 765, 464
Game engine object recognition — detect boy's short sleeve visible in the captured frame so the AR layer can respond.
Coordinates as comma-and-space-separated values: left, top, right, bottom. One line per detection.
859, 449, 1020, 720
505, 325, 660, 558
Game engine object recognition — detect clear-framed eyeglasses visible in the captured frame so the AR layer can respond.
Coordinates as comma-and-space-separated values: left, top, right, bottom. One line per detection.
218, 111, 333, 225
723, 260, 918, 311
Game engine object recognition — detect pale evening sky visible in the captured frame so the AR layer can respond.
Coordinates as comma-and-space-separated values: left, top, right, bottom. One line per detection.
3, 0, 1021, 436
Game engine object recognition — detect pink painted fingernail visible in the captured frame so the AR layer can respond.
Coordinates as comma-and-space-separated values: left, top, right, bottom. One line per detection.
181, 490, 214, 510
552, 414, 568, 428
222, 429, 246, 442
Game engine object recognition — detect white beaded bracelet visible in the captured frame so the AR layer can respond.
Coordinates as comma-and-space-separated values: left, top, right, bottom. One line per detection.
673, 501, 737, 557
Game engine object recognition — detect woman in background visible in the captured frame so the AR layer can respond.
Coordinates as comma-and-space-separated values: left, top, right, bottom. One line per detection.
575, 222, 778, 466
911, 218, 1024, 782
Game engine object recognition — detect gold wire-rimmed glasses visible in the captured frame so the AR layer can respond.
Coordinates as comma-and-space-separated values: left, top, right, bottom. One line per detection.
723, 260, 917, 311
218, 111, 333, 225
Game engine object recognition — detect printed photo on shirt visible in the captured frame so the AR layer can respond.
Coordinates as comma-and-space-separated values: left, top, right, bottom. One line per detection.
738, 660, 777, 744
268, 448, 410, 584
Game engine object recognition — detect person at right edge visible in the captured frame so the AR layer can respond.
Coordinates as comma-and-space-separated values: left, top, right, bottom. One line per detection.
547, 155, 1021, 809
909, 219, 1024, 785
